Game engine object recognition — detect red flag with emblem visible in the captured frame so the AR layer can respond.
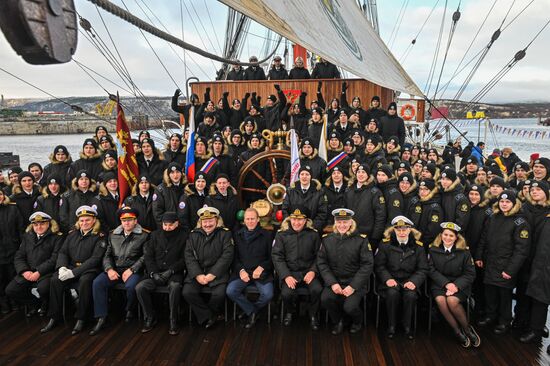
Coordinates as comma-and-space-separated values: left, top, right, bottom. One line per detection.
283, 89, 301, 104
115, 96, 139, 207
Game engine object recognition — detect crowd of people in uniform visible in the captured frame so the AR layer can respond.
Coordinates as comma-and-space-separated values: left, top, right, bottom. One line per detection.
0, 74, 549, 350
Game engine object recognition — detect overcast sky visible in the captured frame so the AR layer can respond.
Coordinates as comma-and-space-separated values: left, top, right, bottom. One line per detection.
1, 0, 549, 103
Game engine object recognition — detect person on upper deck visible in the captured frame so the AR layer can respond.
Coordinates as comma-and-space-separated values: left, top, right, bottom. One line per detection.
311, 58, 340, 79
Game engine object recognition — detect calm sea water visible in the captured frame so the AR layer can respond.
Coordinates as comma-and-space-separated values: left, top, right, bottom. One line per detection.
1, 118, 549, 171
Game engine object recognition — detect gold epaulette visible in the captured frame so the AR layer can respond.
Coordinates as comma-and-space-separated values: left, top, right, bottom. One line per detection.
382, 237, 391, 243
322, 233, 329, 238
416, 240, 423, 247
142, 228, 151, 233
360, 234, 367, 238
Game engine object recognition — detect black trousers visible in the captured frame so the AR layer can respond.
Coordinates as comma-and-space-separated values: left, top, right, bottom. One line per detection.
47, 272, 95, 321
321, 287, 363, 324
280, 279, 322, 317
182, 281, 226, 324
135, 276, 182, 320
529, 298, 549, 332
472, 266, 485, 315
5, 276, 50, 306
513, 279, 530, 325
0, 263, 15, 298
381, 286, 418, 329
484, 284, 513, 325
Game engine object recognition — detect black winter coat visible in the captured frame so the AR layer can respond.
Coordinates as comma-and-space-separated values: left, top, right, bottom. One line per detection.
288, 67, 311, 79
299, 152, 327, 182
344, 180, 386, 241
43, 155, 72, 188
34, 188, 62, 224
136, 152, 168, 186
10, 185, 41, 227
428, 241, 475, 296
93, 188, 120, 235
317, 230, 373, 293
0, 201, 23, 264
272, 219, 321, 281
439, 179, 470, 232
374, 230, 428, 290
475, 202, 530, 288
177, 184, 207, 232
144, 227, 187, 275
204, 185, 240, 231
376, 178, 403, 226
311, 62, 340, 79
13, 228, 63, 280
56, 228, 107, 277
231, 226, 274, 283
67, 152, 103, 182
123, 190, 157, 232
526, 215, 550, 304
464, 201, 492, 257
408, 188, 443, 248
379, 114, 405, 147
264, 89, 287, 131
282, 180, 328, 232
152, 180, 186, 227
324, 179, 347, 225
244, 66, 266, 80
267, 66, 288, 80
103, 224, 148, 273
184, 226, 234, 286
59, 185, 98, 233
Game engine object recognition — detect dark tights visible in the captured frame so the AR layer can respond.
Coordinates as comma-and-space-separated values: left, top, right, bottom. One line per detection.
435, 295, 469, 333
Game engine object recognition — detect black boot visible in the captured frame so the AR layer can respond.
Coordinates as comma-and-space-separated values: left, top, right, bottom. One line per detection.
169, 318, 179, 335
477, 317, 494, 327
124, 310, 135, 323
244, 313, 258, 329
464, 325, 481, 347
404, 326, 414, 340
89, 317, 107, 336
40, 318, 57, 334
310, 315, 320, 331
455, 329, 471, 348
493, 323, 509, 335
71, 320, 85, 335
141, 317, 157, 333
204, 316, 218, 329
519, 330, 542, 344
350, 322, 362, 334
387, 325, 396, 339
331, 321, 344, 336
283, 313, 293, 326
26, 304, 38, 318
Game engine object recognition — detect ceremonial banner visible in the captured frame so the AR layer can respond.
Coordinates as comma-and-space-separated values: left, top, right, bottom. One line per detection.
115, 98, 139, 206
185, 106, 197, 182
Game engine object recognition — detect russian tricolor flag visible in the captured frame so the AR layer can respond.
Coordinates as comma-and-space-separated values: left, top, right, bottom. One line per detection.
185, 106, 196, 183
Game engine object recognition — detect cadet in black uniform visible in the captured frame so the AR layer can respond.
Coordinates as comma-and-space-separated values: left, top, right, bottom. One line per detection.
428, 222, 480, 348
272, 206, 322, 330
318, 208, 373, 335
374, 216, 428, 339
439, 169, 470, 233
182, 207, 234, 329
59, 170, 97, 233
475, 190, 530, 335
41, 205, 107, 335
6, 212, 63, 316
152, 162, 187, 228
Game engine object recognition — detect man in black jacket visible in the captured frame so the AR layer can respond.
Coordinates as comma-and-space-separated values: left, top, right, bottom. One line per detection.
89, 207, 148, 336
379, 102, 405, 147
311, 58, 340, 79
41, 205, 107, 335
226, 208, 274, 328
243, 56, 266, 80
136, 138, 167, 186
10, 171, 41, 229
318, 208, 373, 335
272, 205, 322, 330
136, 212, 187, 335
152, 162, 187, 228
6, 212, 63, 316
183, 207, 234, 329
374, 216, 428, 340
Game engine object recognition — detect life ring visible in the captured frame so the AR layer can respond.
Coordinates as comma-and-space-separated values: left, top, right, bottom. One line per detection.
400, 103, 416, 121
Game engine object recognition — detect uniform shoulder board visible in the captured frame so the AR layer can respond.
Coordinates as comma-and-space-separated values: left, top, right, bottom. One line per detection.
430, 203, 439, 209
360, 234, 368, 238
223, 227, 230, 231
389, 187, 398, 194
382, 237, 391, 243
368, 243, 372, 251
56, 232, 63, 236
312, 228, 318, 233
485, 208, 493, 216
99, 240, 107, 248
371, 187, 379, 194
322, 233, 329, 238
455, 193, 466, 201
142, 228, 151, 233
514, 217, 526, 226
415, 240, 423, 247
157, 185, 164, 192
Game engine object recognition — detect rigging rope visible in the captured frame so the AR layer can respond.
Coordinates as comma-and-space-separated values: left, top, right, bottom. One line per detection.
86, 0, 282, 67
424, 0, 449, 96
399, 0, 441, 63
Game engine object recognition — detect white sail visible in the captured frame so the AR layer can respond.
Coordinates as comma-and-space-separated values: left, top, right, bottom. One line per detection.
220, 0, 423, 96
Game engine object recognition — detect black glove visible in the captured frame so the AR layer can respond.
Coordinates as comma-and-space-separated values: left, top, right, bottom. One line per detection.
317, 81, 323, 92
152, 273, 165, 285
342, 81, 348, 92
223, 91, 230, 98
256, 96, 262, 104
274, 84, 281, 91
205, 87, 211, 94
244, 92, 250, 99
174, 89, 181, 97
300, 91, 308, 97
251, 92, 257, 98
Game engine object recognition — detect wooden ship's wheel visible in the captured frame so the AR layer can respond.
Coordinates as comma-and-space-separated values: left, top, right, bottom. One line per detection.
237, 130, 292, 227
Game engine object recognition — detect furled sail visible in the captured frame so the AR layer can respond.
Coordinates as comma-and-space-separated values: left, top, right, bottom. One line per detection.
219, 0, 423, 96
